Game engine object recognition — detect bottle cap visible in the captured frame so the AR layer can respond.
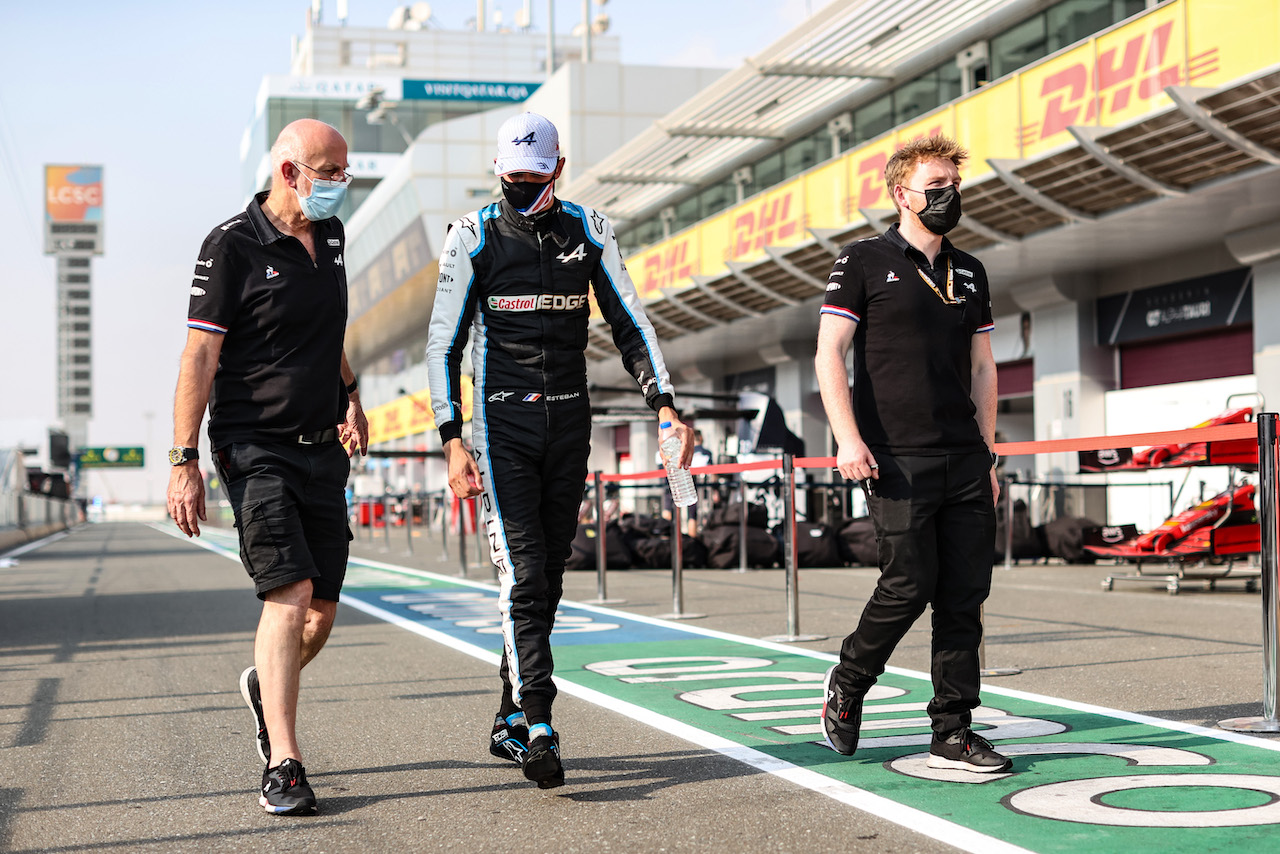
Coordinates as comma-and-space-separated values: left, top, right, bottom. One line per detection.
659, 421, 672, 429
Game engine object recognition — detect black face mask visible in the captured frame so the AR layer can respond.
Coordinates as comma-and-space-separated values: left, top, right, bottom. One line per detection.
501, 178, 554, 215
913, 184, 962, 235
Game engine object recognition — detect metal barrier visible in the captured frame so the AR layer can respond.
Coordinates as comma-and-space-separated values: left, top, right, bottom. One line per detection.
761, 455, 825, 643
346, 416, 1280, 724
1221, 412, 1280, 732
589, 471, 623, 605
656, 502, 704, 620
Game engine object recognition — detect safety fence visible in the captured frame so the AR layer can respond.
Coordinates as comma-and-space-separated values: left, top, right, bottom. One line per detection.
585, 416, 1278, 731
0, 449, 82, 552
345, 416, 1279, 732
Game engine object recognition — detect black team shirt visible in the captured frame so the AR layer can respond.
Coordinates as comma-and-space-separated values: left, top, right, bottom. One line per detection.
186, 191, 349, 450
820, 223, 994, 455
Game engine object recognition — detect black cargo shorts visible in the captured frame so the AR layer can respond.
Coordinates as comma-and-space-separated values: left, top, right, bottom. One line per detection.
215, 441, 352, 601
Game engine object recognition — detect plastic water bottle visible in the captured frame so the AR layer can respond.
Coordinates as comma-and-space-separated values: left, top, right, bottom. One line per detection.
659, 422, 698, 507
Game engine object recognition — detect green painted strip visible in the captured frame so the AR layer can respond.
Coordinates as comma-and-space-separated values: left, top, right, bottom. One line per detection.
162, 529, 1280, 852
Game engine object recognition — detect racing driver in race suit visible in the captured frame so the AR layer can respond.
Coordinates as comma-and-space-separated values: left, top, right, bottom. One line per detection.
426, 112, 694, 789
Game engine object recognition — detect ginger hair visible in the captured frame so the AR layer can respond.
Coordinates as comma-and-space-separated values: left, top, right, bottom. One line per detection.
884, 135, 968, 212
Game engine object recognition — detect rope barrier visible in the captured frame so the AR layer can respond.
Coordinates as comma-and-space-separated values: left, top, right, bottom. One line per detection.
576, 417, 1279, 707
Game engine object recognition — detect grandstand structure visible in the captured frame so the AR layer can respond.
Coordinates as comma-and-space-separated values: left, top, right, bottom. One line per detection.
340, 0, 1280, 503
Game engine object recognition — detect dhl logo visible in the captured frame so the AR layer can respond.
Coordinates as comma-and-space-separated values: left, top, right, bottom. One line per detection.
407, 398, 433, 431
845, 125, 945, 216
382, 407, 404, 432
1024, 20, 1218, 144
731, 192, 801, 258
641, 237, 696, 295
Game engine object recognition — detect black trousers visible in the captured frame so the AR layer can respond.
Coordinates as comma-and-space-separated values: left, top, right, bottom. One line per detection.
473, 390, 592, 728
836, 451, 996, 735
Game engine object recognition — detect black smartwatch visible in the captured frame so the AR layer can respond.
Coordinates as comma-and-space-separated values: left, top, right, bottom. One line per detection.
169, 446, 199, 466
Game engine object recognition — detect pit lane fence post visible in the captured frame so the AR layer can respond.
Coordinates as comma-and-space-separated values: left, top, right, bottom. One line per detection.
591, 472, 624, 605
658, 501, 705, 620
1220, 411, 1280, 733
764, 454, 825, 643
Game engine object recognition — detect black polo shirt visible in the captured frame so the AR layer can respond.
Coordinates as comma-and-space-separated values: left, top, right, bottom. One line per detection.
820, 223, 994, 455
187, 191, 349, 450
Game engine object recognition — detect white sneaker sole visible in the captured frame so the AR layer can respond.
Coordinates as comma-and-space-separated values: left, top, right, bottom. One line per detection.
925, 754, 1012, 773
239, 666, 269, 765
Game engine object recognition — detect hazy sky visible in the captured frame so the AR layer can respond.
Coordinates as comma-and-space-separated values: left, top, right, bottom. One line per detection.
0, 0, 811, 503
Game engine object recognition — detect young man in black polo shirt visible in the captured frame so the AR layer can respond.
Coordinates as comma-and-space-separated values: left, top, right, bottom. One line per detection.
815, 135, 1009, 773
167, 118, 368, 814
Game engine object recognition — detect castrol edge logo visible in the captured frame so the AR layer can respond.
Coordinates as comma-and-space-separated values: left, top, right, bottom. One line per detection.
487, 293, 589, 312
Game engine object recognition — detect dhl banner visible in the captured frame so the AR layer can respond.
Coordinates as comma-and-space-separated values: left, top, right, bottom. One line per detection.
365, 377, 472, 446
624, 0, 1271, 301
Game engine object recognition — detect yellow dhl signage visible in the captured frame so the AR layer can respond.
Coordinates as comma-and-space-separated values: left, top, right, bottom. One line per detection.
622, 0, 1272, 302
365, 376, 472, 446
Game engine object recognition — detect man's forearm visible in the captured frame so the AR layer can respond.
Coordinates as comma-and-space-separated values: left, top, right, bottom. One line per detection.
815, 346, 861, 448
173, 345, 218, 446
971, 367, 998, 450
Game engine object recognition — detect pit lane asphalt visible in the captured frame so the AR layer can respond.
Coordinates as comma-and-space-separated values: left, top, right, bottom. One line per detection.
0, 521, 1273, 853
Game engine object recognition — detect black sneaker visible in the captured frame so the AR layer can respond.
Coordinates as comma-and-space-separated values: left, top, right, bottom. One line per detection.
259, 758, 317, 815
926, 728, 1013, 773
239, 666, 270, 765
821, 665, 863, 755
522, 730, 564, 789
490, 712, 529, 764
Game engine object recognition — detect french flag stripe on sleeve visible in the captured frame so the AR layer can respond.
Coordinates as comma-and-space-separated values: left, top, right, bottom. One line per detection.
188, 319, 228, 333
976, 321, 995, 333
820, 305, 860, 323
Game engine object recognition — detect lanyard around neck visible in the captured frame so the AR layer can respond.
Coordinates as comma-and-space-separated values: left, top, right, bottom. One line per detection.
913, 255, 960, 305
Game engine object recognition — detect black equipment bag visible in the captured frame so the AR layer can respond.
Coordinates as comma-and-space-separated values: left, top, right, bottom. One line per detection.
566, 521, 633, 571
701, 525, 780, 569
792, 521, 845, 567
837, 516, 878, 567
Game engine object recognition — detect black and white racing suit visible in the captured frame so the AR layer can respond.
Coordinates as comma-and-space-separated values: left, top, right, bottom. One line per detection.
426, 198, 675, 726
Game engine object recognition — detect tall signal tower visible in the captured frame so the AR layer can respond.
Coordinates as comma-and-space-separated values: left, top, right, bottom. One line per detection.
43, 164, 104, 457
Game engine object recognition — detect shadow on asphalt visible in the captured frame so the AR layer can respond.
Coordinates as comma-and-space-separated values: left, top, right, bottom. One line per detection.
0, 589, 388, 652
312, 748, 759, 811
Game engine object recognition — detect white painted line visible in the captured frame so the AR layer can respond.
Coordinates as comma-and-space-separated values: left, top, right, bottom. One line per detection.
157, 526, 1280, 752
1, 528, 71, 558
151, 525, 1280, 850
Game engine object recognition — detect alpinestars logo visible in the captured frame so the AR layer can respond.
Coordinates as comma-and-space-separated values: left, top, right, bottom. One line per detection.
557, 244, 587, 264
488, 391, 514, 402
266, 266, 280, 280
886, 272, 900, 282
513, 132, 537, 146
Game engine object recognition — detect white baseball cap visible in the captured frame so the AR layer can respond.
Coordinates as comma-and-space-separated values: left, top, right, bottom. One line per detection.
494, 112, 561, 177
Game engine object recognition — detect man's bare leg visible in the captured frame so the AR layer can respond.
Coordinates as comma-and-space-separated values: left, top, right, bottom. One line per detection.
301, 599, 337, 667
256, 579, 313, 765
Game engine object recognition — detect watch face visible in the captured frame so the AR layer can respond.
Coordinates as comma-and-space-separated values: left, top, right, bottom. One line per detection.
169, 447, 184, 465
